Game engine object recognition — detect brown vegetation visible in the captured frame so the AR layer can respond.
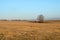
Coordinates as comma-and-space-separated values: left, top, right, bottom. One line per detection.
0, 20, 60, 40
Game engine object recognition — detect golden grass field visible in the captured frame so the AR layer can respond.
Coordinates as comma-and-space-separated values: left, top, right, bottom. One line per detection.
0, 20, 60, 40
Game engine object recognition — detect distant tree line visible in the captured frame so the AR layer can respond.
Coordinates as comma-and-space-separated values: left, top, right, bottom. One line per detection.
0, 14, 44, 23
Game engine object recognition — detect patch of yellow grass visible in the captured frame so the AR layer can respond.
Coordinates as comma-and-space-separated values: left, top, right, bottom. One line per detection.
0, 21, 60, 40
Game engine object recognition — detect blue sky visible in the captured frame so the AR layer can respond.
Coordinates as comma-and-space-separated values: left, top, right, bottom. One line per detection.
0, 0, 60, 20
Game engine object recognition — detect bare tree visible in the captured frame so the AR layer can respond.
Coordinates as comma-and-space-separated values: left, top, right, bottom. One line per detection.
37, 14, 44, 23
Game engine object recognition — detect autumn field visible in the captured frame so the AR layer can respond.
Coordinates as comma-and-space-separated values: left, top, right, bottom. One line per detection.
0, 20, 60, 40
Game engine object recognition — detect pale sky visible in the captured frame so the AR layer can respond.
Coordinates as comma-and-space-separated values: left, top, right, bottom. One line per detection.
0, 0, 60, 20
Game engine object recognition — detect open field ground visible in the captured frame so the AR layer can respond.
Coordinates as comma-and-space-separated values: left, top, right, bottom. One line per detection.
0, 20, 60, 40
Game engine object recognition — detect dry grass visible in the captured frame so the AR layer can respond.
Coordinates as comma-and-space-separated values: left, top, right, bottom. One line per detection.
0, 20, 60, 40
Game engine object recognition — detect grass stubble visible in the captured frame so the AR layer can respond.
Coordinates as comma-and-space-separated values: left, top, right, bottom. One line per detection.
0, 21, 60, 40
